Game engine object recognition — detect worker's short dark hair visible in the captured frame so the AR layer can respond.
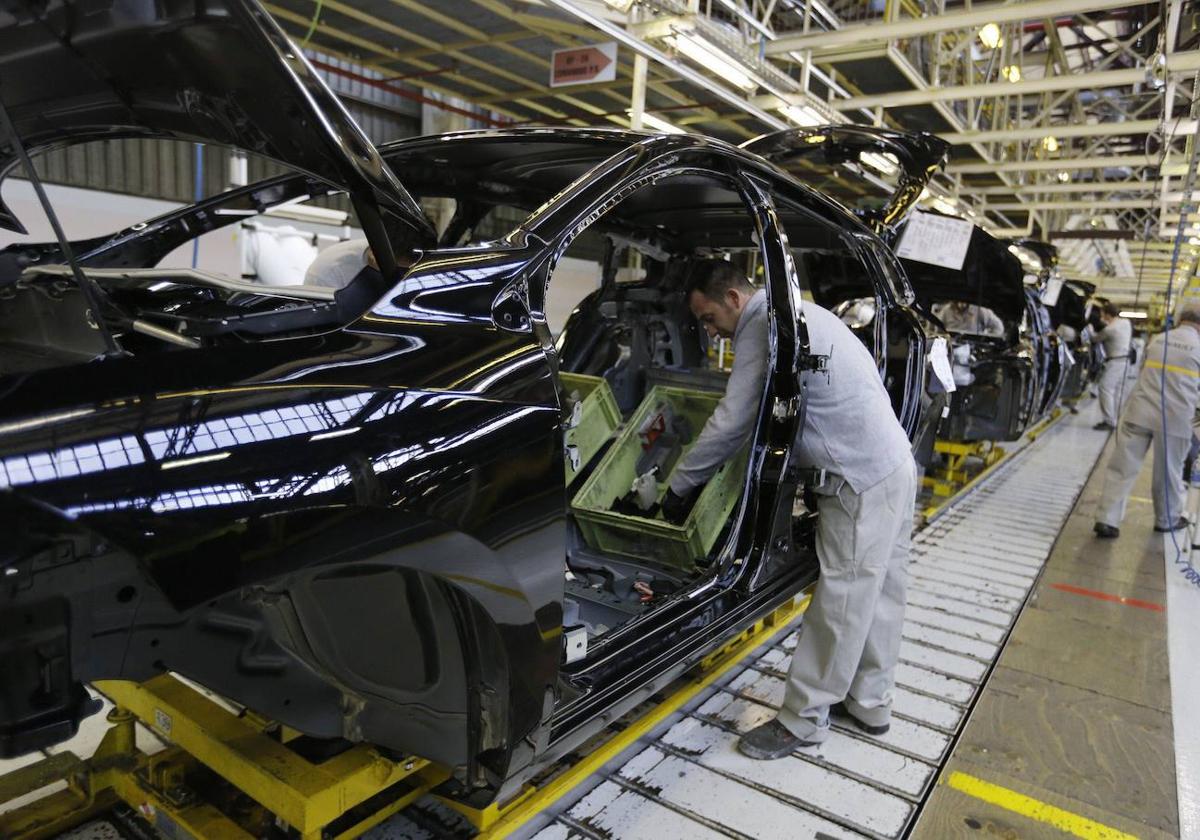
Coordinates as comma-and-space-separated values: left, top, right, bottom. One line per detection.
1179, 306, 1200, 325
1101, 301, 1121, 318
687, 260, 754, 303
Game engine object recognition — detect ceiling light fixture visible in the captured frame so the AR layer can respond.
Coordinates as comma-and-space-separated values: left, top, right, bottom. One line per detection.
778, 103, 824, 127
978, 23, 1002, 50
1057, 170, 1071, 183
861, 151, 899, 176
640, 112, 685, 134
1001, 64, 1021, 82
1042, 135, 1060, 152
665, 30, 757, 92
1119, 310, 1148, 319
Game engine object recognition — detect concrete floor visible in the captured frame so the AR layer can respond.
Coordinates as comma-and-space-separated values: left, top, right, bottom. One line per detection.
913, 425, 1179, 839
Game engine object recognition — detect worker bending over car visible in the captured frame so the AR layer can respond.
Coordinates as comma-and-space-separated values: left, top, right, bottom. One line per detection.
663, 261, 917, 758
1094, 307, 1200, 538
932, 300, 1005, 337
1092, 301, 1133, 431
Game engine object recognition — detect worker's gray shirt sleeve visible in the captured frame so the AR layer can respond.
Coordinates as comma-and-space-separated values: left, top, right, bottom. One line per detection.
669, 314, 768, 494
982, 308, 1005, 337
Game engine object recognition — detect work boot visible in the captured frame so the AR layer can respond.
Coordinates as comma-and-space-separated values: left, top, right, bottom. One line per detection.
736, 719, 817, 759
830, 702, 890, 736
1093, 522, 1119, 539
1092, 421, 1114, 431
1154, 518, 1189, 532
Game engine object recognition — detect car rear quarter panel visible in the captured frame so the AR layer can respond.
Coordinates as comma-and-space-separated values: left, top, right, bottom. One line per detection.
0, 259, 564, 783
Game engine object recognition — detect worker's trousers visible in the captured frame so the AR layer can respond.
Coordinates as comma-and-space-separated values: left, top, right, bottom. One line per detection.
777, 459, 917, 743
1096, 421, 1189, 531
1098, 359, 1129, 426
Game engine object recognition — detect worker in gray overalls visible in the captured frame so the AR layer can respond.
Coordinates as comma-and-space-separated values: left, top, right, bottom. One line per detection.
1094, 307, 1200, 538
1092, 301, 1134, 431
663, 260, 917, 757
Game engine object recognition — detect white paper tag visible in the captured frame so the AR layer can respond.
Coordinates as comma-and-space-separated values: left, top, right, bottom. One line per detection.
896, 211, 974, 271
929, 336, 957, 393
1041, 276, 1064, 307
564, 627, 588, 664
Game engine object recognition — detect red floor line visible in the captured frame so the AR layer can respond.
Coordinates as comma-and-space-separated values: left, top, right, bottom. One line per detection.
1048, 582, 1165, 612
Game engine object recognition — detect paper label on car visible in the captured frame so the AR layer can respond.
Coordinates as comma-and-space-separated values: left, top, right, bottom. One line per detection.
895, 211, 974, 271
1040, 275, 1064, 307
564, 627, 588, 664
929, 337, 957, 393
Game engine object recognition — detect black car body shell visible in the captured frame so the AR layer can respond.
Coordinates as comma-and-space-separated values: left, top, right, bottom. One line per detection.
901, 223, 1065, 442
0, 1, 932, 803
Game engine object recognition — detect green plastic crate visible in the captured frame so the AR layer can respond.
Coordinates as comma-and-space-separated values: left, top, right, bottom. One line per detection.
571, 385, 750, 569
560, 372, 622, 487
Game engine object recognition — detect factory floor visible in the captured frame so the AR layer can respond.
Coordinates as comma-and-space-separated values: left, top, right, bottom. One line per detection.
913, 414, 1186, 839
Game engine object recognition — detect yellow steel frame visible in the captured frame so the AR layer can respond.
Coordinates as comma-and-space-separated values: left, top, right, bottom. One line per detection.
0, 674, 441, 840
922, 438, 1007, 498
921, 408, 1065, 521
0, 595, 813, 840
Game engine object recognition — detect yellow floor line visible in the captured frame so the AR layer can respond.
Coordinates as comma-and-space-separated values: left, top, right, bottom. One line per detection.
945, 771, 1139, 840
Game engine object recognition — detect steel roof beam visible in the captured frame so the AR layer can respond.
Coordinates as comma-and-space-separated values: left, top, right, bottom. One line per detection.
989, 199, 1160, 210
764, 0, 1138, 55
939, 119, 1196, 145
820, 52, 1200, 110
949, 154, 1166, 173
972, 181, 1158, 195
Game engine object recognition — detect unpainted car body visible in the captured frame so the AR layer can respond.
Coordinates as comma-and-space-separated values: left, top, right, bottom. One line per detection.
0, 0, 935, 804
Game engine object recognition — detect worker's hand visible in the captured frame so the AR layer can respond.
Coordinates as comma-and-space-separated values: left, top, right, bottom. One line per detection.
661, 485, 699, 525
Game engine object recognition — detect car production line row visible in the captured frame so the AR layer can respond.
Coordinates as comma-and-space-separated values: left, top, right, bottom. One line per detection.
1, 414, 1107, 840
482, 413, 1107, 840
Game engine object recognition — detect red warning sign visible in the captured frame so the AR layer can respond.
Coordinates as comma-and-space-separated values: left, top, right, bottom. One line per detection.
550, 43, 617, 87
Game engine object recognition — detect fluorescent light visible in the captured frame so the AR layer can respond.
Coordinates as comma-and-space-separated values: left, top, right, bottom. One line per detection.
1042, 135, 1060, 152
778, 104, 823, 127
1001, 64, 1021, 82
1119, 310, 1148, 319
666, 31, 756, 92
309, 426, 361, 442
161, 451, 231, 470
640, 112, 685, 134
861, 152, 899, 176
978, 23, 1002, 50
931, 197, 958, 215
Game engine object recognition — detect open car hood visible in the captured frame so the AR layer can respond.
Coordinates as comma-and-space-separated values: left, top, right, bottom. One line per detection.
740, 125, 949, 235
0, 0, 434, 257
899, 221, 1027, 325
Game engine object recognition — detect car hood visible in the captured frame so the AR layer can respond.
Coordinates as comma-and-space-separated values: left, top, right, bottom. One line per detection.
740, 125, 949, 236
0, 0, 434, 249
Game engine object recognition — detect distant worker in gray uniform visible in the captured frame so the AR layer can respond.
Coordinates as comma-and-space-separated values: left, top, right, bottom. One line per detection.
932, 300, 1005, 337
1093, 308, 1200, 538
1092, 301, 1133, 430
661, 261, 917, 758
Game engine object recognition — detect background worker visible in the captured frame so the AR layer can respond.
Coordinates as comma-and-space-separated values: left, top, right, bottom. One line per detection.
1093, 307, 1200, 538
932, 300, 1005, 337
1092, 301, 1133, 430
662, 261, 917, 758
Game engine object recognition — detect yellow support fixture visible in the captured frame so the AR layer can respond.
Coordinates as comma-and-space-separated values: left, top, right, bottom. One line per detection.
0, 675, 441, 840
443, 593, 811, 839
91, 675, 437, 839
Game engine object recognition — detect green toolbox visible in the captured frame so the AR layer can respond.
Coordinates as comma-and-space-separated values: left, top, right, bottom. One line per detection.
560, 372, 622, 486
571, 384, 750, 569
